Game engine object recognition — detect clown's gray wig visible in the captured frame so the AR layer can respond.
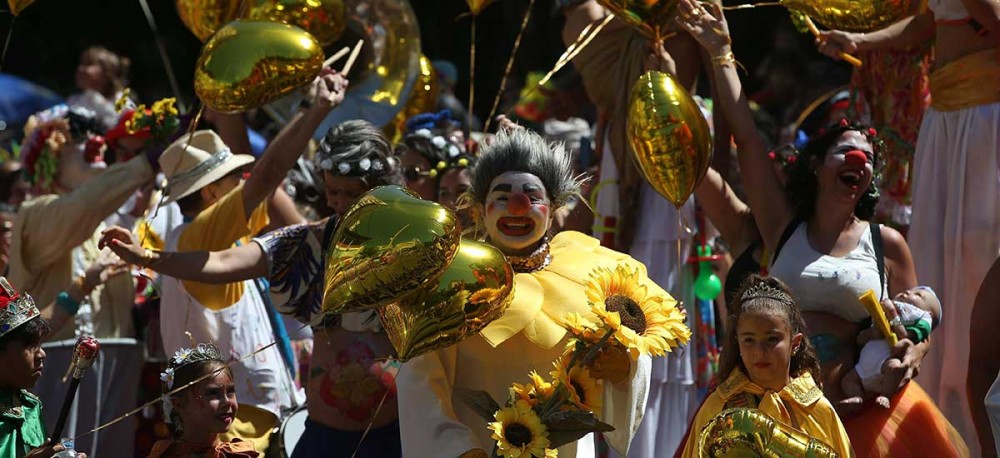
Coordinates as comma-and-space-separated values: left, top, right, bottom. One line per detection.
470, 129, 582, 207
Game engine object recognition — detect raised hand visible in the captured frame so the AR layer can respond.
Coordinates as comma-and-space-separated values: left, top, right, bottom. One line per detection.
98, 226, 147, 267
305, 68, 349, 111
676, 0, 731, 54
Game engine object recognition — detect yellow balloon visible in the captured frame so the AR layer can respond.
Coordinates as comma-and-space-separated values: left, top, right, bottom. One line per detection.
699, 408, 840, 458
194, 20, 324, 113
466, 0, 496, 15
596, 0, 678, 41
8, 0, 36, 16
323, 185, 462, 315
379, 239, 513, 361
627, 70, 712, 208
244, 0, 347, 47
176, 0, 241, 41
383, 56, 440, 143
783, 0, 913, 32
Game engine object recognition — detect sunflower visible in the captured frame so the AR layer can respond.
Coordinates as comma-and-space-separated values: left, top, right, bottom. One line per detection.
585, 265, 688, 358
469, 287, 504, 305
489, 400, 557, 458
561, 312, 603, 345
550, 354, 602, 413
510, 371, 555, 407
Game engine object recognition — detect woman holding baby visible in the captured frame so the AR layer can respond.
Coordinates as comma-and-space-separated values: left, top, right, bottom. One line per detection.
677, 0, 968, 455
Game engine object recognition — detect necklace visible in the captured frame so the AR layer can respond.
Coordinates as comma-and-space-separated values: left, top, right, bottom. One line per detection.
505, 238, 551, 273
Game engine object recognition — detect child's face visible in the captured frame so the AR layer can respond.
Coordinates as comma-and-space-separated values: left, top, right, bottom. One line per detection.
173, 370, 238, 435
0, 339, 45, 389
737, 310, 802, 391
894, 287, 941, 322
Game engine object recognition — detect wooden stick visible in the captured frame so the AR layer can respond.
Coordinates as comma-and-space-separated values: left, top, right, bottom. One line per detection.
804, 15, 862, 68
323, 46, 352, 68
342, 39, 364, 75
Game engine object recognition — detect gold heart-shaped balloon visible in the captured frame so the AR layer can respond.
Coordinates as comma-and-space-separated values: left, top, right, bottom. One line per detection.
596, 0, 679, 41
466, 0, 496, 15
627, 70, 712, 208
783, 0, 913, 32
324, 185, 462, 315
176, 0, 242, 41
699, 408, 839, 457
383, 56, 440, 142
194, 20, 324, 113
379, 239, 514, 361
243, 0, 347, 46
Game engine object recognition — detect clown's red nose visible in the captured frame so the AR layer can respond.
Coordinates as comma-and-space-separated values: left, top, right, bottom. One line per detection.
845, 150, 868, 167
508, 193, 531, 216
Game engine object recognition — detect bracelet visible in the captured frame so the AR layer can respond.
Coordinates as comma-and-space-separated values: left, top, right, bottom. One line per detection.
711, 51, 737, 67
56, 291, 81, 316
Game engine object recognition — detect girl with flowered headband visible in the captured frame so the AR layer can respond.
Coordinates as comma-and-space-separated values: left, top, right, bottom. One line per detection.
149, 342, 258, 458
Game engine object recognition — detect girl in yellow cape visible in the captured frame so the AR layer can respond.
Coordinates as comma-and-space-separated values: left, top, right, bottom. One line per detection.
681, 275, 852, 457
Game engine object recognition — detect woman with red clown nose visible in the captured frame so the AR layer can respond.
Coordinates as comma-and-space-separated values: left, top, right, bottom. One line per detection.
679, 1, 968, 455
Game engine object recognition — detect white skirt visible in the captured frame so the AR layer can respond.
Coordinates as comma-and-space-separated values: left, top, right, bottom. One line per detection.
909, 101, 1000, 457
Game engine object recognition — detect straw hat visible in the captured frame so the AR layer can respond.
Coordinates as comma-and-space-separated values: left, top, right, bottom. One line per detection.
159, 130, 255, 203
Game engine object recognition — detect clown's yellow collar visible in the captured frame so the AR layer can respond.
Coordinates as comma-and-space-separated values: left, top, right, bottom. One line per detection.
716, 368, 824, 409
480, 231, 687, 349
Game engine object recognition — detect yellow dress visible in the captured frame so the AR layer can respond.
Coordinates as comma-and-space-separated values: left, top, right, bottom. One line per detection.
396, 231, 690, 457
681, 369, 853, 458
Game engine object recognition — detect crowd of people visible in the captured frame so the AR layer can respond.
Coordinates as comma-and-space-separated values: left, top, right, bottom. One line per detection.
1, 0, 999, 456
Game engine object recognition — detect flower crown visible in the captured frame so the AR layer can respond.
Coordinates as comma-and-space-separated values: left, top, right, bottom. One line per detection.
318, 154, 398, 178
20, 105, 104, 192
410, 128, 471, 177
159, 342, 225, 390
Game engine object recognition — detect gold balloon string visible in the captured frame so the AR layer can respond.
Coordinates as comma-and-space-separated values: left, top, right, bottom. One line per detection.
0, 16, 14, 73
468, 17, 477, 140
350, 366, 400, 458
138, 103, 205, 251
505, 13, 614, 118
137, 0, 188, 113
483, 0, 536, 133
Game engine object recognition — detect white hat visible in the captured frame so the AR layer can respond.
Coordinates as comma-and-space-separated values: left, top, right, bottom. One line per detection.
159, 130, 255, 203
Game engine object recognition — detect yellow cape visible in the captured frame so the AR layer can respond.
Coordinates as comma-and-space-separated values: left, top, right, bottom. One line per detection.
480, 231, 690, 349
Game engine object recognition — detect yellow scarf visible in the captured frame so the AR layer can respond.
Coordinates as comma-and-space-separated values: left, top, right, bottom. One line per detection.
715, 369, 824, 425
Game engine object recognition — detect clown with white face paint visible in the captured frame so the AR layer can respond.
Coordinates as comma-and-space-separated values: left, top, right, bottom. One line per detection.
484, 172, 552, 254
396, 128, 690, 458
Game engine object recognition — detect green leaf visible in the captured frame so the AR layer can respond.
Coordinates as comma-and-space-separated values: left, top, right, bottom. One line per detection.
545, 410, 615, 449
453, 387, 502, 423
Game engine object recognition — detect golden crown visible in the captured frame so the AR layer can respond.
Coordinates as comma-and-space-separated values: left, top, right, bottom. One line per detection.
0, 277, 40, 339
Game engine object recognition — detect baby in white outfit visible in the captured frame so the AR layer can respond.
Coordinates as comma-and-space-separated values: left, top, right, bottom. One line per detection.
841, 286, 941, 407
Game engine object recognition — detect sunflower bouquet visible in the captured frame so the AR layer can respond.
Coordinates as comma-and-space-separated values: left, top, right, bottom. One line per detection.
458, 265, 690, 457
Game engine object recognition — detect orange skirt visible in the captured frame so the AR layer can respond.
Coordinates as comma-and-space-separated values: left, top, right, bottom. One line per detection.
842, 382, 969, 457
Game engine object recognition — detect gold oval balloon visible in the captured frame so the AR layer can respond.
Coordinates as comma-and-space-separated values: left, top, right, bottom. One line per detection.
383, 56, 440, 143
466, 0, 496, 15
699, 408, 840, 458
194, 20, 324, 113
783, 0, 912, 32
627, 70, 712, 208
244, 0, 347, 46
323, 185, 462, 315
176, 0, 241, 41
379, 239, 514, 361
596, 0, 678, 41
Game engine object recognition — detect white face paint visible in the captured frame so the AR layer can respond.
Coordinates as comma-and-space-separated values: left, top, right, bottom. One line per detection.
484, 172, 552, 254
